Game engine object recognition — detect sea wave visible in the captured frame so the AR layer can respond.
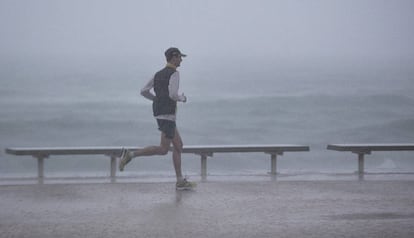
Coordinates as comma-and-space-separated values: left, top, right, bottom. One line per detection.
1, 93, 413, 175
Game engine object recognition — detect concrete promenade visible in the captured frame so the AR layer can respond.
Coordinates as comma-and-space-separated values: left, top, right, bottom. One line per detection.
1, 180, 414, 238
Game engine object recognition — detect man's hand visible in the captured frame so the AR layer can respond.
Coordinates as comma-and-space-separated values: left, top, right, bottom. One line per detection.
181, 93, 187, 103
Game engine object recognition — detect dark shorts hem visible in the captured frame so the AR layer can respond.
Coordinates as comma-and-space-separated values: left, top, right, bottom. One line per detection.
156, 119, 176, 139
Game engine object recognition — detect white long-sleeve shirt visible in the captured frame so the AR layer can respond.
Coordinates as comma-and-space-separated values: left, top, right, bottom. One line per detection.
140, 71, 186, 121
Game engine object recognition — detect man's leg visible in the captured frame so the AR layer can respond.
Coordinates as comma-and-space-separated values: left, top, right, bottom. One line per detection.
119, 133, 171, 171
173, 129, 196, 190
131, 133, 171, 157
171, 128, 183, 181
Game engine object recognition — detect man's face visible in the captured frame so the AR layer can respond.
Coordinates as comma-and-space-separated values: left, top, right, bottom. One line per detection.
171, 55, 183, 67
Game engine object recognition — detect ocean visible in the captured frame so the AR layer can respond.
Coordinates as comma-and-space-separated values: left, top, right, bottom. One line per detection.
1, 59, 414, 179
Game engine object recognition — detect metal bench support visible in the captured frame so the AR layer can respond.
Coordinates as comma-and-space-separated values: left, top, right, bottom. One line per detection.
110, 155, 117, 182
270, 154, 277, 175
200, 153, 212, 181
358, 153, 364, 174
266, 152, 282, 175
201, 155, 207, 180
34, 155, 47, 184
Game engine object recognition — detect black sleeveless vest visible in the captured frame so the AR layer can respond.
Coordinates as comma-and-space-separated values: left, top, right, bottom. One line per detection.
152, 66, 177, 116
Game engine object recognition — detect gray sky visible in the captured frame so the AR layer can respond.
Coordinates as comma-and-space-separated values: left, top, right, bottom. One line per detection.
1, 0, 413, 64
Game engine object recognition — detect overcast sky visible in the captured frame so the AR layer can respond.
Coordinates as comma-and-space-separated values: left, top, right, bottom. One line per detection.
1, 0, 413, 65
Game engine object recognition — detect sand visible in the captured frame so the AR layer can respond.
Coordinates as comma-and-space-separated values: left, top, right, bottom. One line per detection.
1, 180, 414, 238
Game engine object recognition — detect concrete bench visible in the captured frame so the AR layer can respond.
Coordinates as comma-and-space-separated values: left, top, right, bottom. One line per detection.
327, 144, 414, 174
5, 144, 310, 181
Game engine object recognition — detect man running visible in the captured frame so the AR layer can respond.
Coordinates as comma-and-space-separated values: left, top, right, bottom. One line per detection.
119, 47, 195, 190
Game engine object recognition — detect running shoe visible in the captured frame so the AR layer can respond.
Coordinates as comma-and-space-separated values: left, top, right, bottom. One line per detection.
119, 148, 132, 171
176, 178, 197, 190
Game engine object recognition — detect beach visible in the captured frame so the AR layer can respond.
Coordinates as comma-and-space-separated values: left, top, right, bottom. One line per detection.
1, 1, 414, 237
1, 180, 414, 238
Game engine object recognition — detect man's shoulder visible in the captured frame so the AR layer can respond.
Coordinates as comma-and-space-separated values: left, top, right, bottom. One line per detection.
155, 67, 177, 74
155, 67, 177, 79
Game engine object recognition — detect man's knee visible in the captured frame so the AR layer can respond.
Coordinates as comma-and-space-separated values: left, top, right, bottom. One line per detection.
159, 147, 169, 155
173, 143, 183, 153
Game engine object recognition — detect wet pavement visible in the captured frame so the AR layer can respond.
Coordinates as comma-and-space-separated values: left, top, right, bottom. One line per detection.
1, 180, 414, 238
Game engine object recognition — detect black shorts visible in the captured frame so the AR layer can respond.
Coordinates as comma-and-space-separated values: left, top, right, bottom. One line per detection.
156, 119, 176, 139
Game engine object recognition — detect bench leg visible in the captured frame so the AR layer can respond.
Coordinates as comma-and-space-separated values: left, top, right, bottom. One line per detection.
36, 156, 45, 184
201, 155, 207, 181
270, 154, 277, 175
110, 155, 117, 182
358, 153, 365, 175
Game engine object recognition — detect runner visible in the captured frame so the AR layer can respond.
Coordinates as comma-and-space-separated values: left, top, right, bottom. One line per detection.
119, 47, 195, 190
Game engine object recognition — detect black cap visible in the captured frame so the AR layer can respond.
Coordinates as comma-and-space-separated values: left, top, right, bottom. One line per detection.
165, 47, 187, 60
